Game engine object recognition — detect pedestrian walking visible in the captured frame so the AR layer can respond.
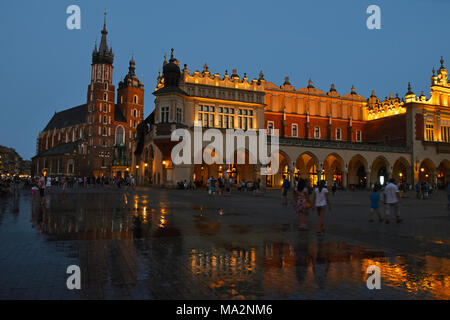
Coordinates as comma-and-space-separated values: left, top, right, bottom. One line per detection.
383, 178, 402, 223
282, 175, 290, 205
369, 185, 383, 222
38, 173, 46, 206
294, 178, 310, 230
312, 180, 331, 234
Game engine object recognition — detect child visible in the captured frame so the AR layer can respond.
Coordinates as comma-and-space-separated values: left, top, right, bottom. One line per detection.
369, 185, 383, 222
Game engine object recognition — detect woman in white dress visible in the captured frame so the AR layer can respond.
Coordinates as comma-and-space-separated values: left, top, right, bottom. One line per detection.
312, 180, 331, 234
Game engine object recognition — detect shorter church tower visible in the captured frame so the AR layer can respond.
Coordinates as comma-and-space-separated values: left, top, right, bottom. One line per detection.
117, 57, 144, 153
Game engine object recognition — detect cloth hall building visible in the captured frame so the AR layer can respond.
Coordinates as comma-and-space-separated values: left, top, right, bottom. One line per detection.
132, 52, 450, 189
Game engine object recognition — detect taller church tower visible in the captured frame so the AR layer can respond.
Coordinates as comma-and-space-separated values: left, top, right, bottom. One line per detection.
86, 13, 115, 175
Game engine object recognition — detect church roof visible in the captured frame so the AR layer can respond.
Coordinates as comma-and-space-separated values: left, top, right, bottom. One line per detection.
43, 104, 87, 131
36, 142, 79, 157
114, 105, 127, 123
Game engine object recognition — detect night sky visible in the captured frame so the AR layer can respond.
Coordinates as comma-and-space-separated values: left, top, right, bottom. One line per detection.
1, 0, 449, 159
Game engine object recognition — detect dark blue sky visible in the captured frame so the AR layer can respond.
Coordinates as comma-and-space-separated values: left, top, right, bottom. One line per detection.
1, 0, 449, 159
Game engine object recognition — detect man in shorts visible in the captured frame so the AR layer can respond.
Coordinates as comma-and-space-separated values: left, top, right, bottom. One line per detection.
383, 178, 402, 223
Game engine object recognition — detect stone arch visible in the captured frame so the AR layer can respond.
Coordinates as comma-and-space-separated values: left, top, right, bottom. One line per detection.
392, 157, 412, 184
295, 151, 319, 187
266, 150, 292, 188
323, 153, 345, 187
370, 156, 390, 186
348, 154, 369, 188
437, 159, 450, 188
193, 148, 255, 187
419, 158, 436, 183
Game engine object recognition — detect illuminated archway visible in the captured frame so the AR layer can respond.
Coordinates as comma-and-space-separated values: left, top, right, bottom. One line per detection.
193, 149, 255, 187
348, 154, 368, 188
437, 160, 450, 188
392, 157, 411, 184
323, 153, 344, 187
419, 159, 436, 183
294, 152, 319, 187
266, 151, 291, 188
370, 156, 389, 186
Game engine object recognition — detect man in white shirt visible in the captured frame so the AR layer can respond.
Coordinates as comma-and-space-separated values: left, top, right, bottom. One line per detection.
383, 178, 402, 223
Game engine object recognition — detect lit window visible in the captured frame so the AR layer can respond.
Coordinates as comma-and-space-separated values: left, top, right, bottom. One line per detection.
161, 106, 169, 123
267, 121, 274, 135
176, 107, 182, 123
314, 126, 321, 139
292, 124, 298, 137
426, 124, 434, 141
237, 108, 253, 130
441, 125, 450, 142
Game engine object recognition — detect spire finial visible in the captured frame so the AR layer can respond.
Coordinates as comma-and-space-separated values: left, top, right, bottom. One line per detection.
440, 56, 444, 68
170, 48, 174, 60
406, 82, 414, 95
102, 10, 107, 32
259, 70, 264, 80
432, 67, 436, 76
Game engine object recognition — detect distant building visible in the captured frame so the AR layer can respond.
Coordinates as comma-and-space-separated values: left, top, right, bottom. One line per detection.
0, 145, 30, 176
32, 15, 144, 178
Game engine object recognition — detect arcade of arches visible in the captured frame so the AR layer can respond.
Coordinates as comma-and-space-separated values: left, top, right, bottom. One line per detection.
189, 150, 449, 188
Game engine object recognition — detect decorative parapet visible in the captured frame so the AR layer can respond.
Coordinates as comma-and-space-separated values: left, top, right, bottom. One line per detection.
279, 137, 411, 153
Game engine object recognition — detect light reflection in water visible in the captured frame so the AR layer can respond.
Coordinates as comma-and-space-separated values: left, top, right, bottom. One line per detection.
362, 256, 450, 299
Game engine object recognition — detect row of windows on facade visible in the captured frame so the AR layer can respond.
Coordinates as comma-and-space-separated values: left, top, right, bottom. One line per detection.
266, 121, 362, 141
186, 87, 263, 104
40, 159, 75, 174
425, 123, 450, 142
45, 130, 84, 149
196, 105, 255, 130
88, 102, 140, 118
87, 114, 138, 128
160, 106, 183, 123
90, 91, 139, 104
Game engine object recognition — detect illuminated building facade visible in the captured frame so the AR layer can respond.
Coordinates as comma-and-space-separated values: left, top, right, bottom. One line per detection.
133, 53, 450, 188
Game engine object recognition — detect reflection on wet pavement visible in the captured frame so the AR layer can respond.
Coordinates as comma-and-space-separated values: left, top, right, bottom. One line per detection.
0, 189, 448, 299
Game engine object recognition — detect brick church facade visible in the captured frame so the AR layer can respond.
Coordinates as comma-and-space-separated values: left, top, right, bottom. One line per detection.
32, 16, 144, 178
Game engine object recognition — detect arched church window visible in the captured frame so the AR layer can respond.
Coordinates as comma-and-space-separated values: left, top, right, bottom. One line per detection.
133, 95, 138, 104
115, 126, 125, 146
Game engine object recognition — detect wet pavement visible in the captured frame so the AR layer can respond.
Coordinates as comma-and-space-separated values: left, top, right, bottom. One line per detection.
0, 186, 449, 299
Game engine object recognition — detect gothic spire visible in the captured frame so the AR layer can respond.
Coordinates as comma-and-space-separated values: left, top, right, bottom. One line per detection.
92, 12, 114, 65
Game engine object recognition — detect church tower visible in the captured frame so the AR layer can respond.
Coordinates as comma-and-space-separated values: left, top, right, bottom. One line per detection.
86, 13, 115, 175
117, 56, 144, 152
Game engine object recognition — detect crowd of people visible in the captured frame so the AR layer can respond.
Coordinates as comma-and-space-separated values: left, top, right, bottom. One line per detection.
284, 176, 448, 235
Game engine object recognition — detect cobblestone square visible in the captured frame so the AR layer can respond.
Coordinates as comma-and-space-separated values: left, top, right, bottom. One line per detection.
0, 186, 448, 300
